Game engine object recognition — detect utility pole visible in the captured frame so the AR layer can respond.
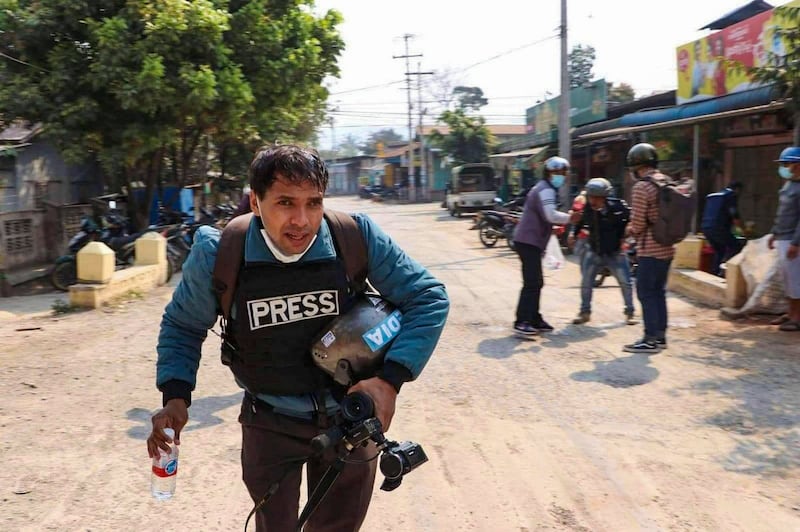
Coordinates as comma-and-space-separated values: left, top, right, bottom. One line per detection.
558, 0, 571, 206
393, 34, 422, 202
416, 61, 433, 201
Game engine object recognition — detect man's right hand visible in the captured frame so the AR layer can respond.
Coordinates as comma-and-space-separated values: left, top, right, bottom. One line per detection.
768, 234, 776, 250
147, 399, 189, 458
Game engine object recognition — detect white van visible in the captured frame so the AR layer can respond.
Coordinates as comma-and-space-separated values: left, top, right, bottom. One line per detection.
445, 163, 496, 217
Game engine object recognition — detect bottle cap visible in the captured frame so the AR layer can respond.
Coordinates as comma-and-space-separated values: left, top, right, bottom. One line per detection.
163, 428, 175, 440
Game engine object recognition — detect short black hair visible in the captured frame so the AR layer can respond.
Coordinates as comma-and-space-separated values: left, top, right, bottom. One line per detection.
249, 144, 328, 199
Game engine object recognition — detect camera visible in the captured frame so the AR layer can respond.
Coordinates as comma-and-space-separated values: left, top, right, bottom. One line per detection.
310, 392, 427, 492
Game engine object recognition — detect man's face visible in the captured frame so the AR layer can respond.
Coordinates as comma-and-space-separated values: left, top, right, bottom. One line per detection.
588, 195, 606, 211
250, 175, 324, 255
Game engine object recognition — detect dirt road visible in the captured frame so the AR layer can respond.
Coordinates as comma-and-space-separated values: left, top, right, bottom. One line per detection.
1, 197, 798, 531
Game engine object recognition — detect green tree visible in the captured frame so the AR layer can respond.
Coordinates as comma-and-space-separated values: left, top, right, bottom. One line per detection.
336, 134, 361, 158
358, 128, 404, 155
429, 109, 494, 165
452, 86, 488, 111
0, 0, 343, 229
607, 82, 636, 104
569, 44, 596, 89
732, 4, 800, 143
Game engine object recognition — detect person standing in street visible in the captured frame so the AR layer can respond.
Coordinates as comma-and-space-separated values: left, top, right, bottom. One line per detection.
623, 143, 675, 353
700, 181, 743, 277
768, 146, 800, 332
512, 156, 581, 338
146, 144, 449, 531
569, 178, 635, 325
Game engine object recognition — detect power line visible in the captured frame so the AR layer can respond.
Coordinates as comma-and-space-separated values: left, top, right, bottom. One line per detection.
0, 51, 50, 72
328, 79, 406, 96
452, 34, 559, 73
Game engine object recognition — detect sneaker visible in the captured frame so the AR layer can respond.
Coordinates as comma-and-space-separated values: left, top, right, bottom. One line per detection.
655, 338, 667, 348
623, 338, 661, 353
572, 312, 591, 324
624, 312, 638, 325
513, 322, 538, 338
532, 319, 554, 333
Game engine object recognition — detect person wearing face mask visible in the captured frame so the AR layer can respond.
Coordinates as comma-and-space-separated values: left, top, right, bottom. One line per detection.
512, 156, 581, 337
147, 144, 449, 531
623, 143, 675, 353
767, 146, 800, 332
570, 178, 635, 326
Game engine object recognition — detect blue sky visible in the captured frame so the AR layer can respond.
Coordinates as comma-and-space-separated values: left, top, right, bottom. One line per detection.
313, 0, 772, 148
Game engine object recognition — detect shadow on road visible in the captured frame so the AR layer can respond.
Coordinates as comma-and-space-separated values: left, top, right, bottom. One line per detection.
570, 353, 659, 388
477, 336, 541, 359
126, 392, 243, 440
680, 326, 800, 476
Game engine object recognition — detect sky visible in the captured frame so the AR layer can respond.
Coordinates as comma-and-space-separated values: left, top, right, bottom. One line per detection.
312, 0, 775, 149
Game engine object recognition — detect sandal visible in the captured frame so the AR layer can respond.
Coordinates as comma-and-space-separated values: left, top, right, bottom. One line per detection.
770, 314, 790, 326
778, 320, 800, 332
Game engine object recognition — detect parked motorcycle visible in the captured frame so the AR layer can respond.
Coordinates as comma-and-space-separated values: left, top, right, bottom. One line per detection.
51, 217, 102, 291
477, 211, 520, 250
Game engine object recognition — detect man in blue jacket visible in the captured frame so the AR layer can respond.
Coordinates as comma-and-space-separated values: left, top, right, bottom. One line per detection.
146, 144, 449, 531
700, 181, 743, 277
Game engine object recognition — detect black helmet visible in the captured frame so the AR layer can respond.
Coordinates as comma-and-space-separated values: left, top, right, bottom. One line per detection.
626, 143, 658, 168
585, 178, 613, 197
310, 295, 401, 386
544, 156, 570, 173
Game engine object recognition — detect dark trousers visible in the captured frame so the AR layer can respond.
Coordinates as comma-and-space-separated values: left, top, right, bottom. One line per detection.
636, 257, 671, 341
705, 230, 738, 277
239, 396, 377, 532
514, 242, 544, 324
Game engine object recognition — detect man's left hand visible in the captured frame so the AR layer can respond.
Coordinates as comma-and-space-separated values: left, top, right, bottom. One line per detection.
788, 244, 799, 260
347, 377, 397, 432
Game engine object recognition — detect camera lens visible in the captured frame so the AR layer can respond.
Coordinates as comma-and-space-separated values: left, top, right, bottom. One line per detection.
379, 452, 404, 479
341, 392, 374, 423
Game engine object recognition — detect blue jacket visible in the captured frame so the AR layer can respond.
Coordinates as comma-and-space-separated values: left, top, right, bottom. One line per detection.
156, 213, 449, 417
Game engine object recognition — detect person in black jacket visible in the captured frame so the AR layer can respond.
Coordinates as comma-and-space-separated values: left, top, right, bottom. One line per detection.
570, 178, 636, 325
700, 181, 743, 277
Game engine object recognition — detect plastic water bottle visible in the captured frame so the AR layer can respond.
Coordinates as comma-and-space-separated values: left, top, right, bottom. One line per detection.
151, 428, 179, 500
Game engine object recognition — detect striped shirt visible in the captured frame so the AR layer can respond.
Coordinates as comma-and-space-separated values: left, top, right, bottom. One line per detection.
629, 171, 676, 260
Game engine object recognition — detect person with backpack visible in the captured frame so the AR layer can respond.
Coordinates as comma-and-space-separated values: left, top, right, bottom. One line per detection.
569, 178, 636, 325
623, 143, 695, 353
512, 156, 581, 338
700, 181, 744, 277
146, 144, 449, 531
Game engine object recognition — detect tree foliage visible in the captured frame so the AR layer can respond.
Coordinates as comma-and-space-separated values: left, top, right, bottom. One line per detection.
569, 44, 596, 89
0, 0, 343, 229
358, 128, 403, 155
429, 109, 494, 165
452, 86, 488, 111
732, 5, 800, 144
608, 82, 636, 104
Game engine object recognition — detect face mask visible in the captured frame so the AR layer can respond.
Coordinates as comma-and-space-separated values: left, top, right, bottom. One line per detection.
779, 166, 794, 180
255, 203, 317, 263
550, 175, 565, 188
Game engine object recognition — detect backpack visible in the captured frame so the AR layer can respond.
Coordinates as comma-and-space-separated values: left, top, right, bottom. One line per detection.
212, 210, 368, 320
646, 176, 696, 246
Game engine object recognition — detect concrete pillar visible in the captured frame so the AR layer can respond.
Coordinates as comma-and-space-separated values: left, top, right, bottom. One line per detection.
135, 231, 168, 284
673, 235, 704, 269
76, 242, 115, 283
724, 252, 748, 308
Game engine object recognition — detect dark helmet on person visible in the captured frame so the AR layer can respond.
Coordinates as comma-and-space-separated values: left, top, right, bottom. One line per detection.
626, 143, 658, 167
544, 156, 570, 173
585, 178, 613, 198
310, 295, 402, 386
775, 146, 800, 163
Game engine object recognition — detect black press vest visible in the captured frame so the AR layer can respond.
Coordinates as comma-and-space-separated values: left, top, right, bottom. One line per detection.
222, 257, 357, 395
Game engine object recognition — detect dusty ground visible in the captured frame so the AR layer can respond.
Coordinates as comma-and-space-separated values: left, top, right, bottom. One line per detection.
1, 197, 798, 532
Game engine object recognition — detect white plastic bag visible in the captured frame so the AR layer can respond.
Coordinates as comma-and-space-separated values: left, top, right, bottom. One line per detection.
543, 234, 565, 270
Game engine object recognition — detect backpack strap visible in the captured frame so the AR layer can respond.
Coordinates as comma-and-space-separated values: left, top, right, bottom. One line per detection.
324, 209, 368, 294
211, 210, 369, 320
212, 213, 252, 320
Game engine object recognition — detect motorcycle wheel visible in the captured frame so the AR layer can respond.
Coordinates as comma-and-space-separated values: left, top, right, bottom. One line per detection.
478, 222, 499, 247
51, 261, 77, 292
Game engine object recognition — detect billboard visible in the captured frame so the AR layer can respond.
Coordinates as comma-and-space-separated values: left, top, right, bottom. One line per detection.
677, 0, 800, 104
525, 79, 607, 134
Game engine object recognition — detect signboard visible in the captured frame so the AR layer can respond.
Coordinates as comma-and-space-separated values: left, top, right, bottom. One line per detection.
676, 0, 800, 104
525, 79, 607, 134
